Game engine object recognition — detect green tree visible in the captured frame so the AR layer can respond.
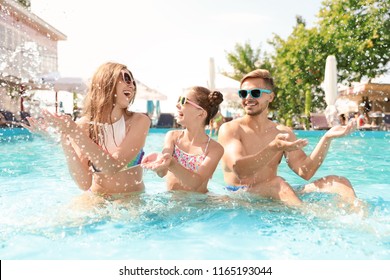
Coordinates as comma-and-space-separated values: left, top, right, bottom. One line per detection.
225, 1, 389, 125
269, 17, 325, 126
223, 41, 274, 109
269, 0, 389, 124
318, 0, 390, 83
224, 41, 273, 81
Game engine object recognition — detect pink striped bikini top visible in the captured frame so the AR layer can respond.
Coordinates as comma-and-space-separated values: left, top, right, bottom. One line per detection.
172, 132, 211, 172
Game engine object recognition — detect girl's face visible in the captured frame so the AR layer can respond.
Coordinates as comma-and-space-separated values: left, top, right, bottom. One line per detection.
175, 90, 206, 126
115, 70, 136, 109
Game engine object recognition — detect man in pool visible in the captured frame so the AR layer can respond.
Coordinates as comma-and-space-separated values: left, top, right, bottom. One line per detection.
218, 69, 358, 207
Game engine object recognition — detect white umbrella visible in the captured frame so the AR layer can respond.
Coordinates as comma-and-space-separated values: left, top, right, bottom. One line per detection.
217, 87, 240, 102
335, 98, 359, 114
323, 55, 339, 126
135, 79, 167, 101
53, 77, 88, 93
208, 57, 216, 90
207, 57, 240, 101
214, 74, 240, 102
53, 77, 88, 113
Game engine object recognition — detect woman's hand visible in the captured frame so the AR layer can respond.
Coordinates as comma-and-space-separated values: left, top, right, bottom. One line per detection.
21, 117, 50, 136
42, 110, 77, 135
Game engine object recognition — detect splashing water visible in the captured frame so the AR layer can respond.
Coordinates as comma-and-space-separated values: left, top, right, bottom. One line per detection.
0, 129, 389, 259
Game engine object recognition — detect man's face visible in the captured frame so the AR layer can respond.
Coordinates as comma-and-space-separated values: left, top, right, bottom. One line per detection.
240, 78, 273, 116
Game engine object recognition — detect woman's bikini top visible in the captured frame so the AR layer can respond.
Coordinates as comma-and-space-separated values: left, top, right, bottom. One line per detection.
172, 131, 210, 172
91, 115, 144, 172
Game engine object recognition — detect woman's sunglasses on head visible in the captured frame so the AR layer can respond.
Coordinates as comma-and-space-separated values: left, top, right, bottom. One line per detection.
238, 88, 272, 99
177, 96, 205, 111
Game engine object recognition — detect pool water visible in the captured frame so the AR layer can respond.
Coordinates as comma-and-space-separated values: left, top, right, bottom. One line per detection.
0, 128, 389, 260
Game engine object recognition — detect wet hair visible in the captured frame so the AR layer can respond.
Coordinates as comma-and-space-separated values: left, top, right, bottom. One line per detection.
189, 86, 224, 125
240, 69, 274, 90
82, 61, 137, 144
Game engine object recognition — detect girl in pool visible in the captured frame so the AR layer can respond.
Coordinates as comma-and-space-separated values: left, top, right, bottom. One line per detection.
26, 62, 150, 198
142, 86, 224, 193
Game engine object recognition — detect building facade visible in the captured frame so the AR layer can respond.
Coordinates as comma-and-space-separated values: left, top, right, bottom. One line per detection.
0, 0, 66, 113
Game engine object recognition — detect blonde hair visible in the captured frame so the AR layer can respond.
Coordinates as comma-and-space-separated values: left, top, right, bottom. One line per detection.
240, 69, 274, 90
82, 62, 136, 144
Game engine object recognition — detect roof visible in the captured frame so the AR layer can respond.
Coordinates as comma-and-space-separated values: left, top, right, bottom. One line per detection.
0, 0, 67, 41
338, 82, 390, 102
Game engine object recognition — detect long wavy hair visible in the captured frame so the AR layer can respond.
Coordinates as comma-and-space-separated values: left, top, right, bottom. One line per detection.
82, 62, 137, 144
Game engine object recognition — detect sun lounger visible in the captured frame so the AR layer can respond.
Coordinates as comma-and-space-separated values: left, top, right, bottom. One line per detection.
310, 113, 330, 130
156, 113, 174, 128
383, 113, 390, 131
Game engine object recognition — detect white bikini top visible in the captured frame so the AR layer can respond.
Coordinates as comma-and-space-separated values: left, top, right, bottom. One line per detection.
98, 115, 126, 154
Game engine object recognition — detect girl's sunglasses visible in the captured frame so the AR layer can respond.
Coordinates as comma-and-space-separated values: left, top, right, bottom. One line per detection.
177, 96, 205, 111
121, 70, 136, 86
238, 88, 272, 99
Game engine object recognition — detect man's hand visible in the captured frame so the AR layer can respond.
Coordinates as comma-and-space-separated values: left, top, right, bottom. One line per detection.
324, 121, 355, 139
270, 133, 308, 152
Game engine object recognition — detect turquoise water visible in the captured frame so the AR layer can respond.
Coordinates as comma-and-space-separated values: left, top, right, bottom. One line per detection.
0, 128, 389, 260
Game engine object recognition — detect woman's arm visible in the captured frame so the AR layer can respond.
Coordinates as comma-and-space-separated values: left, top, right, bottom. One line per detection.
61, 134, 92, 190
44, 111, 151, 174
23, 115, 92, 190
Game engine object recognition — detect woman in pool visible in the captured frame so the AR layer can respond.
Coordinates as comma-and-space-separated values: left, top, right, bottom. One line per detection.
26, 62, 150, 198
142, 86, 224, 193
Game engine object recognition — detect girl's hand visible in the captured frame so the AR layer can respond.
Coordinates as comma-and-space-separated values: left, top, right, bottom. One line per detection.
141, 152, 161, 167
141, 152, 172, 175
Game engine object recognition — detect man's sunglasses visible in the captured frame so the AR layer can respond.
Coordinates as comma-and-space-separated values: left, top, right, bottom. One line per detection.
238, 88, 272, 99
177, 96, 205, 111
121, 70, 136, 86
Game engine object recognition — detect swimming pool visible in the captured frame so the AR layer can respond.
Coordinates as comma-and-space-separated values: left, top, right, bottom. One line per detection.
0, 128, 389, 260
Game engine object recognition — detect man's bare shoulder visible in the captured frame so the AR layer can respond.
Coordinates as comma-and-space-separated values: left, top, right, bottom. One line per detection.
220, 117, 244, 131
218, 118, 246, 143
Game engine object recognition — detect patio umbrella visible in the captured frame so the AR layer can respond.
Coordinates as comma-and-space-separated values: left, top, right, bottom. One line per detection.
335, 99, 359, 115
53, 77, 88, 113
135, 80, 167, 101
323, 55, 339, 126
208, 57, 216, 90
214, 74, 240, 102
